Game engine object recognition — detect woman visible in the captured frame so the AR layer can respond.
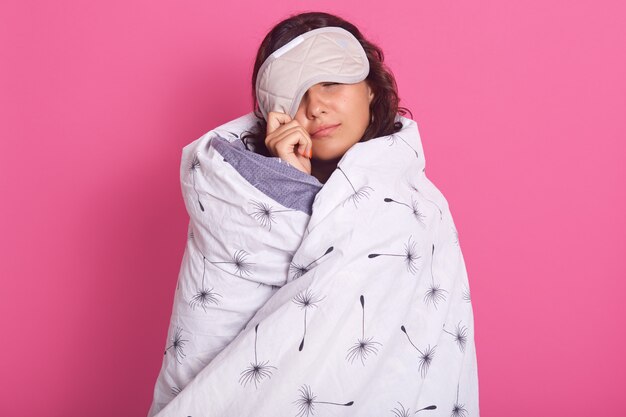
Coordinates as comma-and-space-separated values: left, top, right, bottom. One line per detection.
148, 11, 479, 417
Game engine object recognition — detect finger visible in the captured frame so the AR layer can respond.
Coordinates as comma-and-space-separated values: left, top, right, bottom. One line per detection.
265, 120, 301, 144
274, 129, 310, 158
265, 120, 303, 153
287, 121, 312, 158
266, 111, 292, 136
298, 127, 313, 158
290, 126, 312, 157
301, 130, 313, 158
266, 123, 307, 152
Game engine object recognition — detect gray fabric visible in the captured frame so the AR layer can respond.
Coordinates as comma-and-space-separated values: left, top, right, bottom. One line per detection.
210, 135, 323, 215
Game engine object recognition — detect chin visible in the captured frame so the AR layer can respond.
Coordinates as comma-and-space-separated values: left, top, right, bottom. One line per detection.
312, 151, 344, 162
312, 141, 349, 159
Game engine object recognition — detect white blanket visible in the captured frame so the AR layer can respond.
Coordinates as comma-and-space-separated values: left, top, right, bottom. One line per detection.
148, 112, 479, 417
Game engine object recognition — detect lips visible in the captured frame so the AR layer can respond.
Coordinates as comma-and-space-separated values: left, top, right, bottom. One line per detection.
312, 124, 340, 138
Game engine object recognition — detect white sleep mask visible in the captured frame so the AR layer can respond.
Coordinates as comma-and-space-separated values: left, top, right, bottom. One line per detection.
255, 26, 370, 120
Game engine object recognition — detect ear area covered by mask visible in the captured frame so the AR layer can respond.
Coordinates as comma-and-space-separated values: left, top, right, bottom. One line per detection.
255, 26, 370, 120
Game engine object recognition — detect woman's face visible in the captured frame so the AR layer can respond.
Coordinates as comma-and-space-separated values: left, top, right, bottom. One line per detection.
294, 80, 374, 161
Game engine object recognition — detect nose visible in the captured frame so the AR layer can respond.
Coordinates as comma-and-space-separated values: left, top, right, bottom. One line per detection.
298, 85, 326, 119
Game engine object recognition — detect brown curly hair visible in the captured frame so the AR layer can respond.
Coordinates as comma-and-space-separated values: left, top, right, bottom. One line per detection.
241, 11, 413, 156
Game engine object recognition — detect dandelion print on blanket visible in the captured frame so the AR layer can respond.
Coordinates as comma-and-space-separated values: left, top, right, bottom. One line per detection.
293, 384, 354, 417
239, 323, 277, 388
248, 199, 293, 231
163, 326, 189, 365
368, 235, 421, 275
346, 295, 382, 365
409, 183, 443, 221
189, 153, 204, 212
400, 325, 436, 378
423, 244, 448, 309
462, 285, 471, 303
384, 196, 426, 226
292, 288, 326, 351
205, 249, 255, 279
451, 381, 468, 417
189, 252, 223, 312
387, 132, 420, 159
337, 166, 373, 208
443, 320, 468, 353
289, 246, 334, 280
391, 401, 437, 416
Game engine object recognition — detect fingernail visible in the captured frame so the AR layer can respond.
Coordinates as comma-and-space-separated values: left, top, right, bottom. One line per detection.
308, 149, 312, 158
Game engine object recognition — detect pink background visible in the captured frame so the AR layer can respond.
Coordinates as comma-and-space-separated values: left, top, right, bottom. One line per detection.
1, 0, 624, 415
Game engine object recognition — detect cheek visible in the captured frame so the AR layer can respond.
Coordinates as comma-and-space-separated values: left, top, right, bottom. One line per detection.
293, 111, 308, 127
338, 93, 366, 120
350, 95, 371, 127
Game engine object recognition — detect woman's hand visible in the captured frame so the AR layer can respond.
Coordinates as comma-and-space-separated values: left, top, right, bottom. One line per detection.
265, 111, 313, 175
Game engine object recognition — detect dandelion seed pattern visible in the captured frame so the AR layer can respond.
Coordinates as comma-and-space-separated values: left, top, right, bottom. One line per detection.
164, 326, 189, 365
386, 132, 399, 146
391, 402, 437, 416
451, 382, 468, 417
205, 249, 255, 278
239, 323, 277, 388
337, 166, 373, 208
248, 200, 293, 231
443, 321, 468, 353
170, 386, 181, 396
409, 183, 443, 221
368, 236, 421, 275
293, 384, 354, 417
391, 402, 411, 417
189, 153, 204, 212
189, 253, 223, 312
346, 295, 382, 365
292, 289, 326, 351
386, 132, 420, 159
401, 325, 436, 378
384, 197, 426, 225
289, 246, 334, 280
424, 244, 448, 309
417, 405, 438, 414
462, 285, 471, 303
